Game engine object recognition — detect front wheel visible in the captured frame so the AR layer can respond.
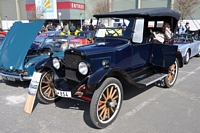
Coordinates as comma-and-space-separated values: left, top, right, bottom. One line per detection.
164, 59, 179, 88
90, 78, 123, 128
37, 70, 60, 104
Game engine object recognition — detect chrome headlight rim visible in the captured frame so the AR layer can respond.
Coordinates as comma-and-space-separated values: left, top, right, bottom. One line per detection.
78, 61, 90, 75
53, 58, 60, 69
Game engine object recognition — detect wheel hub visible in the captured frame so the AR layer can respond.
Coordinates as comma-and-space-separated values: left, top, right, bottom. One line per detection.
106, 99, 116, 108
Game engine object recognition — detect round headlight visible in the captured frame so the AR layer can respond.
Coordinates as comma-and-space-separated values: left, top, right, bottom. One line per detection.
53, 58, 60, 69
78, 62, 88, 75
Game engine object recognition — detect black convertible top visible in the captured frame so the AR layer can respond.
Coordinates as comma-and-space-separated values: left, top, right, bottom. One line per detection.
93, 7, 180, 21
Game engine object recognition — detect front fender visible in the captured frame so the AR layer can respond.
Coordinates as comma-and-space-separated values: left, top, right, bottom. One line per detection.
35, 57, 53, 71
87, 67, 135, 94
35, 57, 65, 78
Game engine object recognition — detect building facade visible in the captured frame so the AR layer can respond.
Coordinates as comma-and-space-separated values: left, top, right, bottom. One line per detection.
0, 0, 200, 29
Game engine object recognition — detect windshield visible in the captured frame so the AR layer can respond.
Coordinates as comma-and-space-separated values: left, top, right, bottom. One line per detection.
95, 17, 134, 39
39, 37, 68, 51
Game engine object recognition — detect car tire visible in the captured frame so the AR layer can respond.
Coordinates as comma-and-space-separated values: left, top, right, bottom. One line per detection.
184, 50, 190, 64
37, 70, 60, 104
196, 48, 200, 57
164, 59, 179, 88
90, 77, 123, 129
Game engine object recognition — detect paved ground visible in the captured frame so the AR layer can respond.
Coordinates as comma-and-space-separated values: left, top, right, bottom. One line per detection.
0, 57, 200, 133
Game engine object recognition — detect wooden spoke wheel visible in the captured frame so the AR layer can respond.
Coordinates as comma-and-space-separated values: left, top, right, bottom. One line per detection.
164, 59, 179, 88
90, 78, 123, 129
37, 70, 59, 104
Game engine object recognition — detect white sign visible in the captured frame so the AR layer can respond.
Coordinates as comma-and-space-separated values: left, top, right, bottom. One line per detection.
35, 0, 57, 19
28, 72, 42, 95
96, 29, 106, 37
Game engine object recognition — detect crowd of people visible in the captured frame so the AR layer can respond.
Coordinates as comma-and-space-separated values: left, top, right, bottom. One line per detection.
39, 21, 98, 35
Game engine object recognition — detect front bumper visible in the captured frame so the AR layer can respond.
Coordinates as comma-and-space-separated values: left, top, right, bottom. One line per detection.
0, 72, 32, 81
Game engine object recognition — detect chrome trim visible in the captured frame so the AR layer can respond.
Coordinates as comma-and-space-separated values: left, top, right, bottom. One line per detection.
0, 72, 32, 81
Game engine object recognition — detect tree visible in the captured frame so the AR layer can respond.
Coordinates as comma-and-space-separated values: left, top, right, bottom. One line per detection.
93, 0, 111, 15
29, 6, 45, 20
173, 0, 200, 20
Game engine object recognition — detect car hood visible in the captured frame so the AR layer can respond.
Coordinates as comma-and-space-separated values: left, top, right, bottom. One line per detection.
77, 39, 129, 55
0, 20, 44, 70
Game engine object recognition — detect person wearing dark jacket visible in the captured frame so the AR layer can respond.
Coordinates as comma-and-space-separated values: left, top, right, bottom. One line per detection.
185, 22, 190, 33
82, 23, 88, 31
89, 23, 94, 31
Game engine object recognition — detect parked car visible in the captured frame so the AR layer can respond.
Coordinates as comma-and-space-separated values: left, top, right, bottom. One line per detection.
174, 34, 200, 64
34, 31, 63, 45
34, 7, 183, 128
69, 31, 95, 47
0, 21, 74, 82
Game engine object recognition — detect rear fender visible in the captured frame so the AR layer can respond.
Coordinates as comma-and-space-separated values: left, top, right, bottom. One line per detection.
87, 67, 136, 94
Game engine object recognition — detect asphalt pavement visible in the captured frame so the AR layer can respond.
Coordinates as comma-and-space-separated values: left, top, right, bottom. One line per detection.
0, 57, 200, 133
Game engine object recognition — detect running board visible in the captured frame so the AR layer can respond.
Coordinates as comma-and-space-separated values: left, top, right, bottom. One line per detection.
136, 73, 167, 86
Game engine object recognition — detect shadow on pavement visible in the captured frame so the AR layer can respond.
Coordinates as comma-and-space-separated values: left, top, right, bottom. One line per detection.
0, 79, 30, 88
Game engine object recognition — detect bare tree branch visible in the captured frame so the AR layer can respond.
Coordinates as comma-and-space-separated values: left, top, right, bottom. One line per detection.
93, 0, 111, 15
29, 6, 46, 20
173, 0, 200, 20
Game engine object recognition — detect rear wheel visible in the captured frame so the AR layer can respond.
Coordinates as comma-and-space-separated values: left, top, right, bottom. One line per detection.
90, 78, 123, 128
37, 70, 60, 104
164, 59, 179, 88
184, 50, 190, 64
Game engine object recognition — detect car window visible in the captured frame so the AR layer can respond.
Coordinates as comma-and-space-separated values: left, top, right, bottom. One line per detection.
132, 18, 144, 43
95, 17, 134, 39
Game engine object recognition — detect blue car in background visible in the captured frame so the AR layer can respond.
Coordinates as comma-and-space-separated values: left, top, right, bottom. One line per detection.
0, 21, 74, 82
174, 34, 200, 64
34, 31, 62, 44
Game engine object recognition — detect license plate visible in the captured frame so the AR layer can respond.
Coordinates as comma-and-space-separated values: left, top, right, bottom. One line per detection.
55, 89, 71, 98
2, 76, 16, 81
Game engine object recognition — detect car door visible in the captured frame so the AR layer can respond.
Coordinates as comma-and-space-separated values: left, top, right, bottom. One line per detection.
150, 43, 178, 68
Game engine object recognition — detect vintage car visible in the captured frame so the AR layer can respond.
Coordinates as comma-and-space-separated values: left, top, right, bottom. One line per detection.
174, 34, 200, 64
0, 21, 74, 82
34, 7, 183, 128
69, 31, 95, 47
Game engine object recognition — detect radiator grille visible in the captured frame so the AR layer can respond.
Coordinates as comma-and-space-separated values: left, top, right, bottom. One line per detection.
65, 54, 81, 69
65, 53, 82, 82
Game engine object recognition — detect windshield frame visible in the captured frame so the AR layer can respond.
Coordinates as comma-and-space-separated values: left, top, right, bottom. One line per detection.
95, 17, 134, 39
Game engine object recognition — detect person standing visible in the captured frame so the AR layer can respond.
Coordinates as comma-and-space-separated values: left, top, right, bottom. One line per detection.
82, 23, 88, 31
69, 23, 76, 35
185, 22, 190, 33
178, 21, 186, 34
63, 23, 69, 35
89, 23, 94, 31
56, 24, 61, 31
